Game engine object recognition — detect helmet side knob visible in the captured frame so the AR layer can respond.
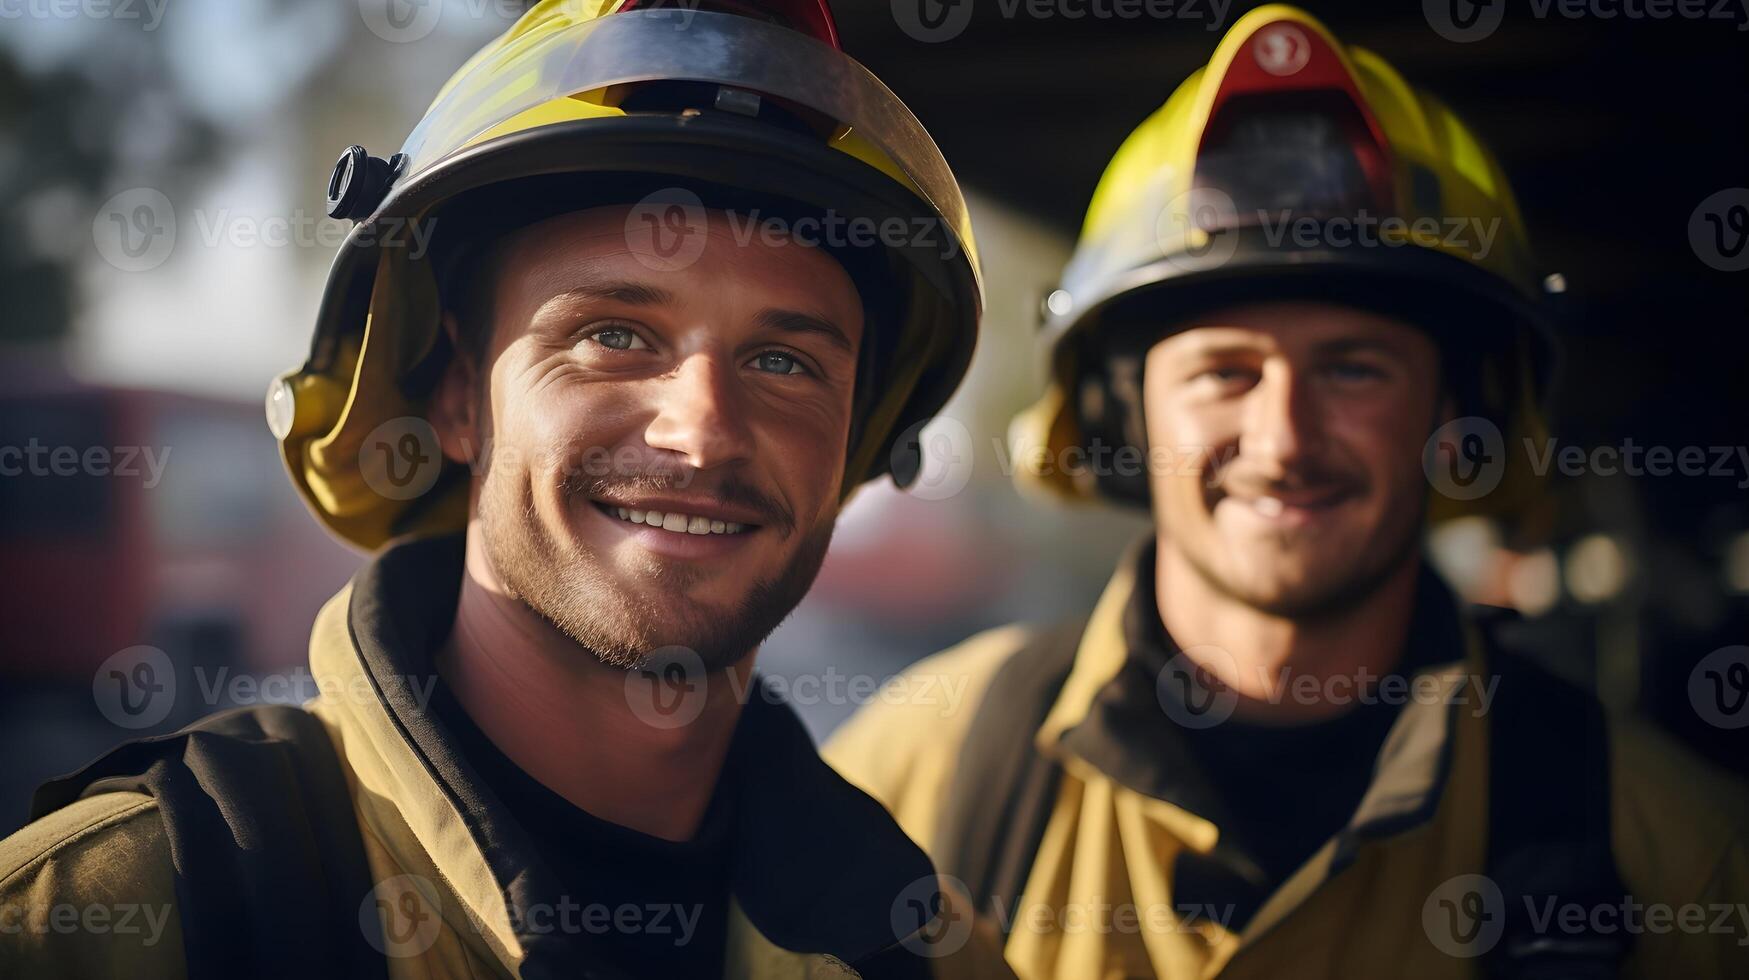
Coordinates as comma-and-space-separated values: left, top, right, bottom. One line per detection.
326, 146, 407, 221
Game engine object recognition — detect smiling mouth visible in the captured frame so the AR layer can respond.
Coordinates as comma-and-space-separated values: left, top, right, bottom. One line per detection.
592, 501, 753, 536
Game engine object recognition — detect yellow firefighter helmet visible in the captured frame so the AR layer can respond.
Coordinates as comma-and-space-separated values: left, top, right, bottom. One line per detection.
1012, 4, 1557, 520
268, 0, 982, 551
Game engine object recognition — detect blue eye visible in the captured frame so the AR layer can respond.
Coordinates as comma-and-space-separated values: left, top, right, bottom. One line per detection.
1327, 361, 1385, 382
751, 351, 807, 376
589, 326, 647, 351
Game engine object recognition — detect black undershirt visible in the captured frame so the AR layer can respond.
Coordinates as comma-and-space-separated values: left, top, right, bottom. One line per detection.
1122, 547, 1457, 924
429, 680, 733, 979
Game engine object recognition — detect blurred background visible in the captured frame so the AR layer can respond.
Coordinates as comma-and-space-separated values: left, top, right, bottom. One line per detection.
2, 0, 1746, 827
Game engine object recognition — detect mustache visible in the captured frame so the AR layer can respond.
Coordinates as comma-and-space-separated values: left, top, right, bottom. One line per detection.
1204, 459, 1363, 498
562, 468, 796, 537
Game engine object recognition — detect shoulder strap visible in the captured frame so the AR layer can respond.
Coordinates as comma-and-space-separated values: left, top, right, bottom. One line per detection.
32, 704, 387, 980
933, 620, 1084, 930
1481, 617, 1631, 980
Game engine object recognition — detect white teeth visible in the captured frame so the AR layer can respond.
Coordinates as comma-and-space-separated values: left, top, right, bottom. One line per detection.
602, 502, 748, 534
1253, 496, 1284, 517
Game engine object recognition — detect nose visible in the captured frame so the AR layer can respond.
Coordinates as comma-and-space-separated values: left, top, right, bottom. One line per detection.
1240, 360, 1323, 473
642, 352, 756, 471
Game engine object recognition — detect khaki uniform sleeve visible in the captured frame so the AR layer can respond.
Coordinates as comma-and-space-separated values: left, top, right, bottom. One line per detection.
824, 626, 1031, 855
0, 791, 187, 978
1608, 717, 1749, 979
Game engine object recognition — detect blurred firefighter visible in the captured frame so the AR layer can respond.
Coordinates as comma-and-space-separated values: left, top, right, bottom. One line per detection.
828, 6, 1749, 978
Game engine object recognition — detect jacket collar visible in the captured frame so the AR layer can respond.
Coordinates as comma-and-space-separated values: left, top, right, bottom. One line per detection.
1036, 537, 1488, 849
306, 532, 936, 974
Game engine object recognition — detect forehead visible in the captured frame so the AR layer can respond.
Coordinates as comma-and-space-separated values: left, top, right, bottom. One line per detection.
490, 204, 861, 312
1150, 300, 1432, 358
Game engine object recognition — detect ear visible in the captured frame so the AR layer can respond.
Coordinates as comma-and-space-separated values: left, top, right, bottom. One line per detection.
430, 311, 480, 466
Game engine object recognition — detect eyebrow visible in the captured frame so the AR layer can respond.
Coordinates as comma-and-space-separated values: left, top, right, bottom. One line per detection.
1312, 337, 1406, 359
756, 309, 855, 354
548, 279, 677, 308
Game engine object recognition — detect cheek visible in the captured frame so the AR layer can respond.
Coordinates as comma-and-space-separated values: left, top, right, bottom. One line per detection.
494, 371, 647, 479
1146, 397, 1236, 489
1328, 398, 1435, 493
760, 407, 848, 504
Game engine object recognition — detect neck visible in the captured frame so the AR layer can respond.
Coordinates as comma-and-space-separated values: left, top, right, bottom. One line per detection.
1156, 542, 1422, 724
436, 524, 751, 841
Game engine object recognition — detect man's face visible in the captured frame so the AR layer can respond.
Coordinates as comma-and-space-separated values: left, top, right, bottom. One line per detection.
434, 205, 865, 670
1140, 301, 1447, 617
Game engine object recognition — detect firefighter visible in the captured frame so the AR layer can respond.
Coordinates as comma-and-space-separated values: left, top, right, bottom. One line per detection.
827, 6, 1749, 978
0, 2, 1009, 977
